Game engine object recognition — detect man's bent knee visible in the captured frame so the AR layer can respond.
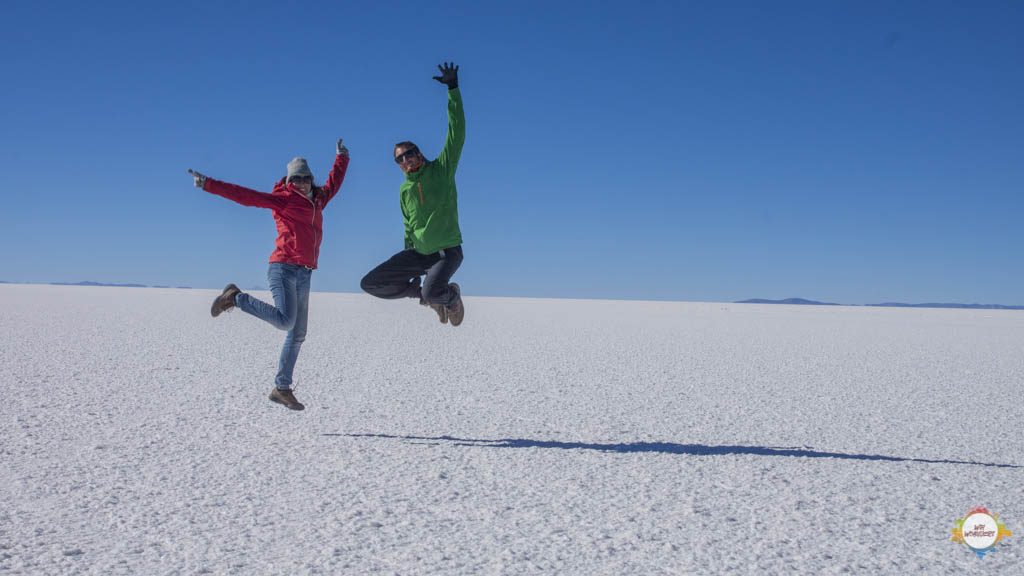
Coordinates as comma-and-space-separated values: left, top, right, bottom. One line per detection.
360, 274, 379, 296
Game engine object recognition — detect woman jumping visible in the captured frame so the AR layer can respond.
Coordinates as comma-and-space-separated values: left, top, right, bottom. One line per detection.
187, 139, 349, 410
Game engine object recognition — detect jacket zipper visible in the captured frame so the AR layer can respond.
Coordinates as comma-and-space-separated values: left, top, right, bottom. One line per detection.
417, 182, 424, 205
310, 195, 318, 266
300, 189, 317, 267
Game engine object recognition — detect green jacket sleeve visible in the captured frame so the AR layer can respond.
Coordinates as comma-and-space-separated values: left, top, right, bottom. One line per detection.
435, 87, 465, 179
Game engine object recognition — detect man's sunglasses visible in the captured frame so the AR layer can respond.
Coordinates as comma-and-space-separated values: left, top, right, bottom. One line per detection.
395, 148, 420, 164
289, 175, 312, 182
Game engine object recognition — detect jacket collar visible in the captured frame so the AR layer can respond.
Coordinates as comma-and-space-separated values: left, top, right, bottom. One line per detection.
273, 180, 317, 202
404, 161, 431, 182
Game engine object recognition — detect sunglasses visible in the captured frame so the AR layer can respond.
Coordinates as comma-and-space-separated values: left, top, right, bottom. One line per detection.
289, 175, 312, 182
394, 148, 420, 164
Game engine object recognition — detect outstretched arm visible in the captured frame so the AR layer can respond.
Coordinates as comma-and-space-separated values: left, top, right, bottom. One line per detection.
433, 62, 465, 178
320, 138, 350, 208
187, 168, 284, 210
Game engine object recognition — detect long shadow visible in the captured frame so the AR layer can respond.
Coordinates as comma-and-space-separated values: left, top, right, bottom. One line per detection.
326, 433, 1021, 469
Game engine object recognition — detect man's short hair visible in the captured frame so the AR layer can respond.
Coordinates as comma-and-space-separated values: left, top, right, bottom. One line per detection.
394, 141, 419, 157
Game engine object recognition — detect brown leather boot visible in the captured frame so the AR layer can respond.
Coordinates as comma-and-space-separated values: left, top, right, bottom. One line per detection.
446, 283, 464, 327
269, 388, 305, 411
211, 283, 242, 317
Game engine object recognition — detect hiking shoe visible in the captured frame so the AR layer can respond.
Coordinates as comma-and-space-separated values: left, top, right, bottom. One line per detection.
430, 302, 449, 324
421, 298, 448, 324
446, 283, 464, 327
269, 388, 305, 411
211, 283, 242, 317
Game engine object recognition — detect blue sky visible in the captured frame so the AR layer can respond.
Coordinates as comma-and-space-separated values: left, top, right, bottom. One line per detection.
2, 1, 1021, 304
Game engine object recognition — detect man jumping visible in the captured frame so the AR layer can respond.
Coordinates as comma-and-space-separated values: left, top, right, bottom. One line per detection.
360, 62, 466, 326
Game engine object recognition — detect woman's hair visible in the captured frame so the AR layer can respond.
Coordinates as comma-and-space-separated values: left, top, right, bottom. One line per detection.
278, 176, 323, 198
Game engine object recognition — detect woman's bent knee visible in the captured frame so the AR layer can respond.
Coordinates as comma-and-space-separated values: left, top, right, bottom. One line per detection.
271, 312, 297, 331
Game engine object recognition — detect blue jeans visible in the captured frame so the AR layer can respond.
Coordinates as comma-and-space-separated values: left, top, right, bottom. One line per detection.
234, 263, 312, 390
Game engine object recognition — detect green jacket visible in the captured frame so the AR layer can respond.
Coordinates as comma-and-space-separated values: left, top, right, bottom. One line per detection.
401, 87, 465, 254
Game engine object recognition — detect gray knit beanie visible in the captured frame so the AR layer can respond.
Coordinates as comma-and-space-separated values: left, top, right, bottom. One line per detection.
286, 157, 313, 181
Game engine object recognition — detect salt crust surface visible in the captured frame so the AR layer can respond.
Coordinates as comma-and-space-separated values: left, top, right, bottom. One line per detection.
1, 285, 1021, 574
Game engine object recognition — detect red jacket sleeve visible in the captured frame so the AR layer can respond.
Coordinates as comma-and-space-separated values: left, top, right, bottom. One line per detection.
203, 178, 285, 210
320, 154, 350, 208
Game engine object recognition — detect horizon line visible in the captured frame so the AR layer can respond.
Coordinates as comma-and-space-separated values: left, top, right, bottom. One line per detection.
2, 280, 1021, 310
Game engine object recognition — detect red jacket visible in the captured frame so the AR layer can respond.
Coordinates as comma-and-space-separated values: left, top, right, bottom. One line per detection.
203, 154, 349, 269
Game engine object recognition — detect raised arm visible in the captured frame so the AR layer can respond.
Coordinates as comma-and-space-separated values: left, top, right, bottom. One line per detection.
433, 62, 465, 178
320, 139, 351, 208
188, 168, 284, 210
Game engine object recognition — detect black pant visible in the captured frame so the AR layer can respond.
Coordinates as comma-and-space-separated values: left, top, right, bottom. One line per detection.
360, 245, 463, 306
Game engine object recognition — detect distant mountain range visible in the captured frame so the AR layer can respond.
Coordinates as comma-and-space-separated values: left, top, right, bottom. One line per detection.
866, 302, 1024, 310
737, 298, 1024, 310
737, 298, 840, 306
47, 281, 193, 289
51, 281, 148, 288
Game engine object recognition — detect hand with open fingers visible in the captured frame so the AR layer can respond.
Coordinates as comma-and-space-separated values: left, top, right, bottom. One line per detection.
187, 168, 207, 189
432, 62, 459, 90
336, 138, 348, 157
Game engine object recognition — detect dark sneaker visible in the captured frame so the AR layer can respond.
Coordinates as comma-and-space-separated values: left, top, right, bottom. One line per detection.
446, 283, 464, 327
211, 283, 242, 317
269, 388, 305, 411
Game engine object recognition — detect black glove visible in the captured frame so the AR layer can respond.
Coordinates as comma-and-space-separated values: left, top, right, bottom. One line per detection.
432, 62, 459, 90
